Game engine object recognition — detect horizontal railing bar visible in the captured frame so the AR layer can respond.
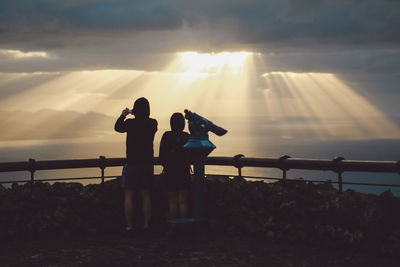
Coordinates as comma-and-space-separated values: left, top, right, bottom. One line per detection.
230, 157, 399, 173
0, 156, 399, 174
333, 181, 400, 187
241, 175, 400, 187
35, 176, 116, 183
0, 174, 168, 184
0, 176, 113, 184
208, 173, 400, 188
0, 161, 30, 172
241, 176, 282, 181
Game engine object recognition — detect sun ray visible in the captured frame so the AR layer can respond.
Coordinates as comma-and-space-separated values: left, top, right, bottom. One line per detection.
261, 72, 400, 140
1, 51, 399, 159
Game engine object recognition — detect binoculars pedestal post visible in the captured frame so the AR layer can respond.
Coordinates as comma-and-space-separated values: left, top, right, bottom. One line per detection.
192, 158, 206, 219
183, 110, 227, 221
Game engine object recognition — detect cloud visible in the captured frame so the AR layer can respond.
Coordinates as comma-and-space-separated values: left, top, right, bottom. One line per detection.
63, 1, 182, 30
0, 49, 59, 73
0, 49, 50, 59
1, 0, 399, 48
0, 0, 398, 75
259, 48, 400, 74
172, 0, 400, 48
0, 0, 182, 35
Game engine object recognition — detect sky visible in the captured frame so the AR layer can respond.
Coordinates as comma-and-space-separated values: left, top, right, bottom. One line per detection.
0, 0, 399, 189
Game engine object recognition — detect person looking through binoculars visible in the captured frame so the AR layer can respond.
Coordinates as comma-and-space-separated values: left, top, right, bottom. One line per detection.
159, 112, 191, 219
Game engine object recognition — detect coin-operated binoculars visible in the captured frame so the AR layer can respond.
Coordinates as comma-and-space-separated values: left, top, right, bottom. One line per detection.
183, 109, 227, 219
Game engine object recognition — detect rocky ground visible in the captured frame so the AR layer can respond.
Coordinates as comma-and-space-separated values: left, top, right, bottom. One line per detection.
1, 231, 399, 267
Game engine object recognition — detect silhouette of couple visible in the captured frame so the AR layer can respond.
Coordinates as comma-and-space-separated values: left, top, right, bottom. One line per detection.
114, 97, 190, 234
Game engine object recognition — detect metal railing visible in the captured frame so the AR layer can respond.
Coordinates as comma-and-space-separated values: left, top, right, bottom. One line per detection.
0, 155, 399, 193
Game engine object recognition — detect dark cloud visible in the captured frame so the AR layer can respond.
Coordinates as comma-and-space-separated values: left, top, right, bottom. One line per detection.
63, 1, 182, 31
259, 48, 400, 74
0, 0, 399, 74
0, 0, 182, 34
171, 0, 400, 48
1, 0, 399, 48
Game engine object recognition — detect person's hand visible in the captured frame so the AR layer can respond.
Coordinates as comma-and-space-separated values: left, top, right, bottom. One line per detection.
184, 109, 192, 119
121, 108, 130, 116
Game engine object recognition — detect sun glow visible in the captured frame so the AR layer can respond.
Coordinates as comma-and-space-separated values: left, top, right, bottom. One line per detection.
149, 51, 255, 117
179, 51, 253, 73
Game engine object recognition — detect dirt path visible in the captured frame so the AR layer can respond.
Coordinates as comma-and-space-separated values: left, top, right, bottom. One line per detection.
1, 232, 398, 267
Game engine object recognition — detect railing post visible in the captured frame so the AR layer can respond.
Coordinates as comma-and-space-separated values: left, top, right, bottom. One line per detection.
338, 172, 343, 193
28, 158, 36, 184
99, 156, 106, 184
278, 155, 291, 181
233, 154, 244, 179
397, 160, 400, 175
332, 156, 345, 193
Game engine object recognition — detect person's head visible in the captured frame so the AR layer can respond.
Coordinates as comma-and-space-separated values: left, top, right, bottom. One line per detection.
133, 97, 150, 119
170, 112, 185, 132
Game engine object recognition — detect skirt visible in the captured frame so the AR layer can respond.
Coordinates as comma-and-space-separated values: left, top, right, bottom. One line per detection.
121, 163, 154, 191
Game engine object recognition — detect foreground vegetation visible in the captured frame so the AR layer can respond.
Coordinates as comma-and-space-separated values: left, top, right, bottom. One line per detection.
1, 176, 399, 255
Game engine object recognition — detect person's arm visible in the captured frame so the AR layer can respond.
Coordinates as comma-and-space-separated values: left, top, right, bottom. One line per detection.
114, 108, 130, 133
159, 132, 167, 167
153, 119, 158, 134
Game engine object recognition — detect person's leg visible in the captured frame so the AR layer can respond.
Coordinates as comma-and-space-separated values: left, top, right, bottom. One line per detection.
125, 189, 134, 230
178, 190, 189, 218
167, 192, 178, 219
142, 190, 152, 229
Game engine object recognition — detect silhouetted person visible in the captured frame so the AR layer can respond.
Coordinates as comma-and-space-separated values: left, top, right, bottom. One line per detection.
159, 113, 190, 219
115, 97, 157, 233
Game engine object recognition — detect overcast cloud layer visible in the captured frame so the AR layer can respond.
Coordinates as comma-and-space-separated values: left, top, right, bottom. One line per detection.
1, 0, 399, 46
0, 0, 399, 73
